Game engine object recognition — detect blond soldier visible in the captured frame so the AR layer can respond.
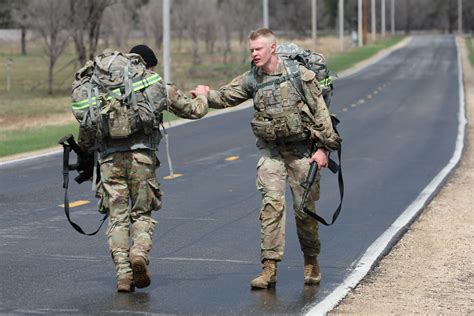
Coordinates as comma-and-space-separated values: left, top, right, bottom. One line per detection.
194, 29, 341, 289
78, 45, 208, 292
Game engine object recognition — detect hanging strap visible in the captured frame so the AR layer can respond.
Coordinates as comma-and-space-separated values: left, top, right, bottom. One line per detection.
303, 144, 344, 226
61, 144, 107, 236
303, 119, 344, 226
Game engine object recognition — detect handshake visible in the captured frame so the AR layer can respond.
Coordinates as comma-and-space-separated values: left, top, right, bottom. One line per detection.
191, 85, 210, 98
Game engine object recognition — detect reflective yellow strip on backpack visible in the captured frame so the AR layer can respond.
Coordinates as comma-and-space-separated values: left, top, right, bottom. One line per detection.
71, 97, 98, 110
71, 74, 162, 110
132, 73, 162, 91
319, 76, 332, 88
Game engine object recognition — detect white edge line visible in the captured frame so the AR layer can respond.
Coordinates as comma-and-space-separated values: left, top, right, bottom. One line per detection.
305, 37, 467, 316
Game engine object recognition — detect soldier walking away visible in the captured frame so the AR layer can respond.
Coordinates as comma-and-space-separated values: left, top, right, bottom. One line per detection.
193, 28, 341, 289
72, 44, 208, 292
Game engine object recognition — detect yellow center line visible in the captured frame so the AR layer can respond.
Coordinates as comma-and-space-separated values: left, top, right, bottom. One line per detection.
59, 200, 90, 208
164, 173, 183, 180
225, 156, 240, 161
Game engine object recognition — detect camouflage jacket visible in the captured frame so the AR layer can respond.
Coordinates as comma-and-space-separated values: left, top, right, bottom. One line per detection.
207, 58, 341, 152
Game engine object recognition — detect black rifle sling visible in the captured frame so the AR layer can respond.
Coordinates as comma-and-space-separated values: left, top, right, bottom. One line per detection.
62, 144, 107, 236
304, 122, 344, 226
303, 145, 344, 226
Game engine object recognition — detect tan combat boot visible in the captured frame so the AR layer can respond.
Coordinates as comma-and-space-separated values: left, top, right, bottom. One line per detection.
131, 256, 151, 288
117, 273, 135, 292
304, 255, 321, 285
251, 259, 277, 289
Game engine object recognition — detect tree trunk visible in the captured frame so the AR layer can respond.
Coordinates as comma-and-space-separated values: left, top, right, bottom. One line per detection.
21, 26, 27, 56
48, 57, 55, 95
192, 36, 199, 65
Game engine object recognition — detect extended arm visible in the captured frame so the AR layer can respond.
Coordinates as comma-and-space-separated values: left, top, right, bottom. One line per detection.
207, 73, 252, 109
166, 83, 208, 119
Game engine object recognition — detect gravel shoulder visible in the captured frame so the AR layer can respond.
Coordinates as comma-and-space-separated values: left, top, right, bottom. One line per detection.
331, 37, 474, 315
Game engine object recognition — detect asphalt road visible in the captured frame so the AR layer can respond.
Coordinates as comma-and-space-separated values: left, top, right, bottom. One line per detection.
0, 35, 461, 315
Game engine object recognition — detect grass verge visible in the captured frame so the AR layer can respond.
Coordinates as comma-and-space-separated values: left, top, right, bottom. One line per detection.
466, 36, 474, 66
0, 123, 78, 157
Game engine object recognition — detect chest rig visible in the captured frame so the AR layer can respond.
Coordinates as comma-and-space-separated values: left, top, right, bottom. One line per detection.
246, 59, 309, 143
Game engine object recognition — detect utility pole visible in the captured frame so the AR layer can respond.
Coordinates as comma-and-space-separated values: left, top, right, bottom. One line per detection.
381, 0, 386, 37
363, 0, 368, 44
312, 0, 317, 47
358, 0, 363, 47
339, 0, 344, 51
458, 0, 462, 34
391, 0, 395, 35
263, 0, 269, 28
162, 0, 181, 179
371, 0, 376, 41
162, 0, 171, 84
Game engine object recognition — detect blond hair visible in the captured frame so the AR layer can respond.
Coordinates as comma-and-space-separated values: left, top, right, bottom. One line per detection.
248, 28, 276, 44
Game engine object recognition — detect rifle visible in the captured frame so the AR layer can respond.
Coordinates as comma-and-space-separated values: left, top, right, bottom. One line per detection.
300, 149, 344, 226
58, 134, 107, 236
58, 134, 95, 184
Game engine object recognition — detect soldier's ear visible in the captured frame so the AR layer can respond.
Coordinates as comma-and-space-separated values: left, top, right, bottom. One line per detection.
271, 42, 276, 53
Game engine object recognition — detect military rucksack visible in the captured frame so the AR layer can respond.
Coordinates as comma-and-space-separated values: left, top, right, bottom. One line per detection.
71, 49, 165, 149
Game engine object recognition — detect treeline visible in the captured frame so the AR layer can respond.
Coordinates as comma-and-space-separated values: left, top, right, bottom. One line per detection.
1, 0, 473, 94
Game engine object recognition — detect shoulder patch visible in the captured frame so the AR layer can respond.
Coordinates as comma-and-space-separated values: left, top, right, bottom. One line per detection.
299, 66, 316, 82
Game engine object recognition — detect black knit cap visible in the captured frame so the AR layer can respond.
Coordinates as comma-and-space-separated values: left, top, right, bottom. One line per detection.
130, 44, 158, 68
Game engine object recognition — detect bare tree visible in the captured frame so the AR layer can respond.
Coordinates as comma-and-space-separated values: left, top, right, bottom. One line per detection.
25, 0, 70, 94
172, 0, 207, 64
102, 0, 139, 51
11, 0, 28, 55
68, 0, 112, 66
139, 1, 163, 49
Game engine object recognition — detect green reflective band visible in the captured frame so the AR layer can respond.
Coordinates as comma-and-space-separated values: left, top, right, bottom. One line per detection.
71, 74, 162, 110
72, 97, 98, 110
132, 73, 161, 91
319, 77, 332, 87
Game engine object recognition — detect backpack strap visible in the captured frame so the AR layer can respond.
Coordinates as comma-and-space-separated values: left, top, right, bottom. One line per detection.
244, 63, 258, 97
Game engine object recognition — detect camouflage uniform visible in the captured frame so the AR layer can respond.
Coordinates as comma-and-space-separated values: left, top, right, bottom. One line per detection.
79, 70, 208, 285
208, 58, 340, 263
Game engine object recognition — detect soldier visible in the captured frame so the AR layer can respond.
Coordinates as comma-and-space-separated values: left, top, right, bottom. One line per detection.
193, 28, 341, 289
77, 44, 208, 292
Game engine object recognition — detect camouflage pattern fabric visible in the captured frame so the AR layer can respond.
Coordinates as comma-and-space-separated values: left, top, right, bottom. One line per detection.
75, 61, 208, 284
207, 58, 340, 151
207, 57, 339, 263
97, 150, 160, 280
256, 146, 320, 262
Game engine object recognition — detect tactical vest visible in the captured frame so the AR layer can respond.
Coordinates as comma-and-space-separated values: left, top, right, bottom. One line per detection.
246, 59, 309, 143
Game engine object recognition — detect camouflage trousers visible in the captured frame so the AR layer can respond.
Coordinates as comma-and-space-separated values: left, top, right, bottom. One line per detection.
256, 145, 320, 263
97, 150, 162, 280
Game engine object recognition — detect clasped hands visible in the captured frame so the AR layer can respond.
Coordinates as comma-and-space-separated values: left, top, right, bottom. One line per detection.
191, 85, 210, 98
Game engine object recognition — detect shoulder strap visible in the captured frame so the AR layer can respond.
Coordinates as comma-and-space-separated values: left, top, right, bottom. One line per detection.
244, 63, 258, 97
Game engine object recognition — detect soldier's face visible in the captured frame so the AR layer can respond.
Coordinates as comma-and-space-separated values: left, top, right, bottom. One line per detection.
249, 37, 275, 68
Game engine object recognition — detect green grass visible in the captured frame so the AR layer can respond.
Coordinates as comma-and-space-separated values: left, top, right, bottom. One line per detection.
0, 123, 78, 157
327, 36, 404, 73
0, 36, 405, 158
466, 36, 474, 66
